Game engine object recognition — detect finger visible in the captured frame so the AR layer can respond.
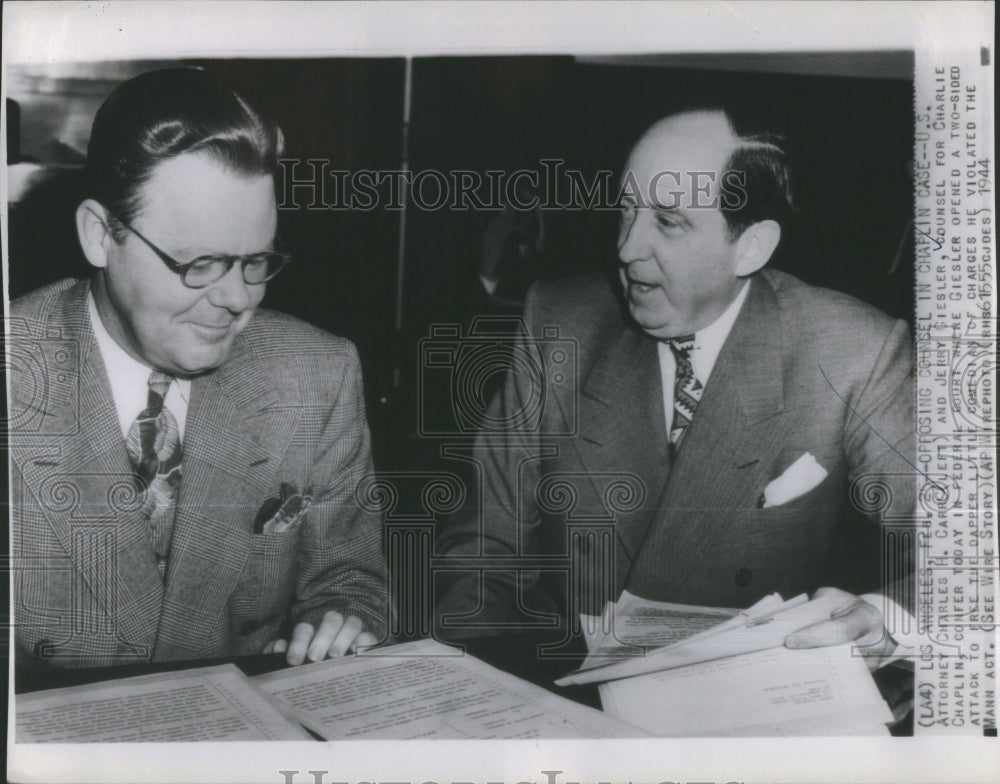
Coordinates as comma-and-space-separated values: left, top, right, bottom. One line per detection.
264, 639, 290, 655
351, 631, 378, 653
812, 586, 863, 618
785, 617, 858, 648
286, 622, 317, 665
326, 615, 364, 658
786, 603, 881, 649
305, 611, 346, 662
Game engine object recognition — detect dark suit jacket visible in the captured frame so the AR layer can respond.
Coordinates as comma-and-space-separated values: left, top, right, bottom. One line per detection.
436, 269, 915, 625
10, 279, 389, 669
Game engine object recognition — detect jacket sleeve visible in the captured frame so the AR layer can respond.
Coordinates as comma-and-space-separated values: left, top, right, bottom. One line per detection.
843, 317, 918, 617
292, 344, 392, 641
433, 285, 560, 630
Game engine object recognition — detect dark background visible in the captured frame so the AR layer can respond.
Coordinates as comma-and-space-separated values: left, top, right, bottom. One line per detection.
7, 53, 915, 475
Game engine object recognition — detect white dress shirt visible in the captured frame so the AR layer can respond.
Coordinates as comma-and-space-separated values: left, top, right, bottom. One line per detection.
88, 293, 191, 442
657, 279, 750, 435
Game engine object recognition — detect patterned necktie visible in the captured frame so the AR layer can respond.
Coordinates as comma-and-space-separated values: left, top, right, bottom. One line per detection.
667, 335, 703, 457
125, 371, 182, 576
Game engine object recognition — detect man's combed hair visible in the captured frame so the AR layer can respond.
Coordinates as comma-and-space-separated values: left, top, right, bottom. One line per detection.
720, 128, 794, 241
85, 67, 284, 238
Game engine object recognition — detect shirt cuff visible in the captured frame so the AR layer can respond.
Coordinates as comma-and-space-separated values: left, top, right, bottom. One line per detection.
860, 593, 920, 667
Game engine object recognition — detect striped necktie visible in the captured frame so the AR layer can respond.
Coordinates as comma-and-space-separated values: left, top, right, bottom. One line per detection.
125, 371, 182, 576
667, 335, 703, 457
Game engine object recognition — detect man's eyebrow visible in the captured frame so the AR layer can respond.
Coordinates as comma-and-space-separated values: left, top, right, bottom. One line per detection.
172, 246, 204, 257
650, 203, 692, 222
175, 241, 277, 258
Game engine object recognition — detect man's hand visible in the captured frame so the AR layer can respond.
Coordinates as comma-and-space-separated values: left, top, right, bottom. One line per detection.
784, 587, 895, 670
264, 611, 377, 665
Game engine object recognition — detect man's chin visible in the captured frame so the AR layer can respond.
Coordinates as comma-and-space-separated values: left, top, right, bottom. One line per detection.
166, 345, 231, 377
627, 304, 675, 338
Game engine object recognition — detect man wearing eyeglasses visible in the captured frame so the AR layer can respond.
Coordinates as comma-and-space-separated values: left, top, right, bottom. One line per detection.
9, 68, 389, 670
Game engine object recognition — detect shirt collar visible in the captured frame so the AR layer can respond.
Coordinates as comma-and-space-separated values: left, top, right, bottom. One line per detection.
658, 278, 751, 385
87, 291, 190, 438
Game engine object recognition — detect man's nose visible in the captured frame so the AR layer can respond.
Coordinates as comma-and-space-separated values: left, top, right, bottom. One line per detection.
617, 210, 650, 265
206, 263, 255, 312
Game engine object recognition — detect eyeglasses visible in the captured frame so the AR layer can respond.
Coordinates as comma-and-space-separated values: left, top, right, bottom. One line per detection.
104, 209, 291, 289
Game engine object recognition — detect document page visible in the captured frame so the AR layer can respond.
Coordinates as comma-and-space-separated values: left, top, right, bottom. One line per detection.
15, 664, 312, 742
578, 591, 743, 669
599, 644, 894, 737
582, 595, 737, 653
559, 591, 834, 685
253, 638, 649, 739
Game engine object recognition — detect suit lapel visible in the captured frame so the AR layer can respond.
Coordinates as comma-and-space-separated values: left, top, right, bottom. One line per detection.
154, 328, 301, 660
625, 276, 810, 598
564, 320, 669, 564
11, 282, 164, 659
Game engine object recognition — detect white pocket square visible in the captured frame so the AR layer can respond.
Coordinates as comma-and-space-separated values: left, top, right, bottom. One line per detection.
760, 452, 828, 508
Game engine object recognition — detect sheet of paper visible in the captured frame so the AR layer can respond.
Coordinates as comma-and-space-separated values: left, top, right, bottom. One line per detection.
253, 638, 649, 739
599, 644, 894, 737
559, 591, 833, 685
580, 594, 739, 662
15, 664, 312, 742
578, 590, 791, 670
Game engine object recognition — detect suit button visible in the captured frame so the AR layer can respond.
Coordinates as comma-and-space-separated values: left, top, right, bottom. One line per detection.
735, 568, 753, 587
33, 639, 53, 659
239, 621, 258, 636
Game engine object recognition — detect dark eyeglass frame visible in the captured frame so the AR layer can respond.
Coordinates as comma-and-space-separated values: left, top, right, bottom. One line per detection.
103, 208, 291, 289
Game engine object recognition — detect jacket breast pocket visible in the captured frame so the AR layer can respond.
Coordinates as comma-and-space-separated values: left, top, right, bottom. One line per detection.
230, 524, 303, 621
723, 474, 843, 594
653, 470, 839, 607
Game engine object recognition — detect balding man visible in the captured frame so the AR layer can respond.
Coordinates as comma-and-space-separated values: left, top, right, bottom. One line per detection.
436, 108, 915, 662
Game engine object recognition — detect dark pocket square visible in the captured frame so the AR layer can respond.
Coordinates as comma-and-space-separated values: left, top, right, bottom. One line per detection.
253, 482, 313, 535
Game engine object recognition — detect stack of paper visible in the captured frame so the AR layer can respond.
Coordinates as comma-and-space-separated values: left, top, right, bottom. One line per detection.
16, 640, 651, 742
570, 590, 793, 675
599, 644, 894, 736
557, 590, 846, 685
15, 666, 313, 742
253, 638, 648, 739
556, 591, 894, 736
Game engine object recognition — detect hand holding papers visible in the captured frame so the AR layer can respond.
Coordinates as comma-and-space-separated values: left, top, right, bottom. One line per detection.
556, 591, 895, 736
555, 590, 848, 686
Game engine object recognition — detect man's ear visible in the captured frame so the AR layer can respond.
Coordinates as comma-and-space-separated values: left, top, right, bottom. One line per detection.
75, 199, 114, 270
733, 219, 781, 276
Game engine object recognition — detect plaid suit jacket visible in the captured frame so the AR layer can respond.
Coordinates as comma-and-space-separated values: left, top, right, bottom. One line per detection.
437, 269, 916, 624
10, 279, 389, 670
